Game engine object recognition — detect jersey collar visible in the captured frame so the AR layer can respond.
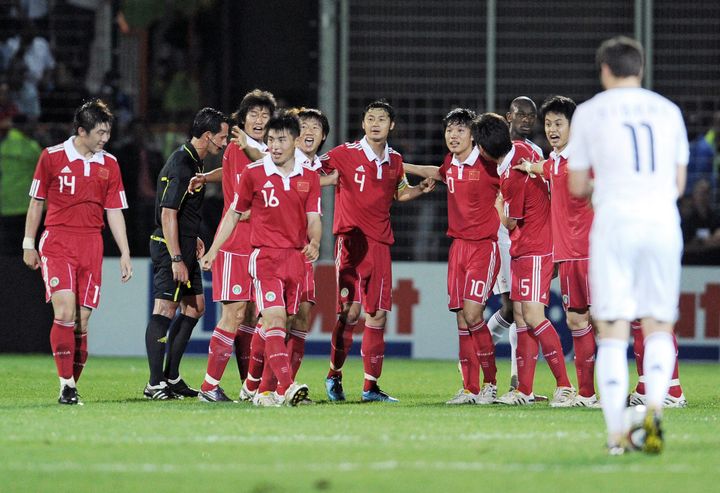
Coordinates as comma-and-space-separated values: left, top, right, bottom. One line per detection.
360, 136, 390, 165
64, 137, 105, 164
497, 146, 516, 176
550, 143, 572, 161
451, 146, 480, 167
262, 153, 304, 190
295, 148, 322, 171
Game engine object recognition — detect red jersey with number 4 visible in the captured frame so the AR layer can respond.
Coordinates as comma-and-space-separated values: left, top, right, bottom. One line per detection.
438, 146, 500, 241
499, 141, 551, 257
29, 137, 127, 234
219, 137, 266, 253
542, 147, 593, 261
321, 137, 408, 245
234, 155, 321, 249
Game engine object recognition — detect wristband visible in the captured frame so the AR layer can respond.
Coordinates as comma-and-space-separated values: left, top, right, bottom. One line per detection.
22, 237, 35, 250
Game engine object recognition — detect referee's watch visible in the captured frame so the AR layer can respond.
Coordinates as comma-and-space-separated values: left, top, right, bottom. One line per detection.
170, 255, 183, 263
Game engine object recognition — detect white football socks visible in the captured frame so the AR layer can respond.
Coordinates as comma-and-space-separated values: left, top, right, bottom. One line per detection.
487, 311, 511, 344
643, 332, 676, 410
596, 338, 629, 436
509, 322, 518, 378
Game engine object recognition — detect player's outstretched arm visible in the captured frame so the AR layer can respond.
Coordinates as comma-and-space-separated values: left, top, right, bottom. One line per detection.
403, 162, 441, 181
513, 159, 545, 178
396, 177, 436, 202
495, 193, 517, 231
231, 125, 265, 162
302, 213, 322, 262
319, 170, 338, 187
188, 167, 222, 193
22, 198, 44, 270
200, 209, 242, 270
106, 209, 133, 283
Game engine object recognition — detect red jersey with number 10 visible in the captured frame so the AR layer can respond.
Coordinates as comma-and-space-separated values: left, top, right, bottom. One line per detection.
233, 155, 321, 249
499, 140, 551, 257
438, 146, 500, 241
321, 137, 408, 245
29, 137, 127, 234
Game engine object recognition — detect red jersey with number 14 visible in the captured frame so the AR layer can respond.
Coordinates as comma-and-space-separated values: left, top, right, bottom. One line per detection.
233, 155, 321, 249
29, 137, 127, 234
499, 141, 550, 257
321, 137, 408, 245
438, 146, 500, 241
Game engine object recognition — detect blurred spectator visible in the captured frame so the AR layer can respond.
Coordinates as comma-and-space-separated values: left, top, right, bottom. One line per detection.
686, 112, 715, 197
114, 119, 164, 256
0, 113, 42, 254
705, 111, 720, 177
681, 178, 720, 263
98, 69, 133, 128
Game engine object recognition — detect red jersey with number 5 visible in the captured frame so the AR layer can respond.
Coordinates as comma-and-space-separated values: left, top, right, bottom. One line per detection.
499, 140, 551, 257
321, 137, 408, 245
233, 155, 321, 249
29, 137, 127, 234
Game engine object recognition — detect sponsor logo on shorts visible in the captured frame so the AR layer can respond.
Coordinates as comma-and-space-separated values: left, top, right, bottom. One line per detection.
50, 277, 60, 287
340, 288, 349, 298
265, 291, 276, 302
232, 284, 242, 295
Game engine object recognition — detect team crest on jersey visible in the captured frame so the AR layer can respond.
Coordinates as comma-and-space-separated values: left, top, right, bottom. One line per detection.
98, 168, 109, 180
340, 288, 349, 298
50, 277, 60, 287
468, 170, 480, 181
562, 294, 569, 306
232, 285, 242, 295
297, 181, 309, 192
265, 291, 276, 302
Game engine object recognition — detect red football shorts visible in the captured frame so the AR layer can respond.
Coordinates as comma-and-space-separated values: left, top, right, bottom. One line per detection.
335, 230, 392, 314
510, 254, 553, 305
38, 228, 103, 309
211, 249, 252, 302
559, 259, 591, 310
248, 247, 304, 315
447, 239, 500, 311
300, 260, 316, 304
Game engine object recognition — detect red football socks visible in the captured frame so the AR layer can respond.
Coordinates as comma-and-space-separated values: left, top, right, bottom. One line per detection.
533, 319, 572, 388
458, 327, 480, 394
50, 319, 75, 379
469, 321, 497, 385
328, 319, 356, 378
202, 327, 235, 392
571, 325, 596, 397
516, 325, 538, 395
73, 331, 88, 382
361, 323, 385, 392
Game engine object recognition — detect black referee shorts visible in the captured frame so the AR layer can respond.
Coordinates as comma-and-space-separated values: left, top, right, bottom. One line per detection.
149, 235, 204, 301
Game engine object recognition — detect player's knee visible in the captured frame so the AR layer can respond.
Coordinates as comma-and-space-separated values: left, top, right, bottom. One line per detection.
463, 307, 485, 327
366, 310, 386, 327
341, 303, 361, 324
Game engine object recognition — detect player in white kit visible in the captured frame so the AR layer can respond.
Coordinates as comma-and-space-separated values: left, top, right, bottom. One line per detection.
568, 36, 688, 455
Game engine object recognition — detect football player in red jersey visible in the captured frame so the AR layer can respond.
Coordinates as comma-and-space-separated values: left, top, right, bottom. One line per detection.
201, 112, 321, 407
321, 100, 435, 402
23, 99, 132, 405
404, 108, 501, 405
473, 113, 573, 406
515, 96, 598, 407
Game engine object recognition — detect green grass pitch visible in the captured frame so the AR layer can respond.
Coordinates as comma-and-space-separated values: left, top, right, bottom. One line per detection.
1, 355, 718, 492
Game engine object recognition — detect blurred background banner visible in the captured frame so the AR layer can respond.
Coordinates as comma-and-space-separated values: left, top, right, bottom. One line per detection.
1, 0, 719, 350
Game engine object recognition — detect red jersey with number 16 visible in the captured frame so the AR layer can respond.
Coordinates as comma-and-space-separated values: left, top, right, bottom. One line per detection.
499, 140, 550, 258
29, 137, 127, 234
233, 155, 321, 249
321, 137, 408, 245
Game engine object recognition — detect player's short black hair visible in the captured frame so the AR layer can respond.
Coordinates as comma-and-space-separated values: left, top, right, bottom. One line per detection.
288, 107, 331, 151
473, 113, 512, 160
362, 99, 395, 122
190, 107, 228, 138
73, 99, 114, 135
442, 108, 477, 130
232, 89, 277, 126
540, 95, 577, 122
596, 36, 644, 78
266, 111, 301, 139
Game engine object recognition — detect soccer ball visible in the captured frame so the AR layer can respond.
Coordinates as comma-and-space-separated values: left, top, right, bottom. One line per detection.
623, 404, 648, 450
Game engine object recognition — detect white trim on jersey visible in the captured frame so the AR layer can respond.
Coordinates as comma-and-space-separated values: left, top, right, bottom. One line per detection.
29, 178, 44, 199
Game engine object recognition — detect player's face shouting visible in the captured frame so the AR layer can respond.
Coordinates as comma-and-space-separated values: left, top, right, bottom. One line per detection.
362, 108, 394, 143
298, 117, 325, 156
244, 106, 272, 142
267, 128, 297, 166
544, 112, 570, 152
444, 122, 474, 157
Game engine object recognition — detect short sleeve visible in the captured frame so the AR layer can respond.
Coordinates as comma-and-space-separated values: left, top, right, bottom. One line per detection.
438, 160, 450, 183
320, 146, 339, 174
29, 149, 50, 199
542, 159, 552, 179
674, 108, 690, 167
568, 106, 591, 171
503, 169, 526, 219
233, 168, 254, 212
104, 161, 129, 209
305, 172, 322, 215
159, 158, 192, 210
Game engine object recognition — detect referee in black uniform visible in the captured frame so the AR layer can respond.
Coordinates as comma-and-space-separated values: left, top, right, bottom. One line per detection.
144, 107, 229, 400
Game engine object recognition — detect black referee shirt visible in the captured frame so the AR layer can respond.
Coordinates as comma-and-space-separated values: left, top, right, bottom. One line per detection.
153, 142, 205, 239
